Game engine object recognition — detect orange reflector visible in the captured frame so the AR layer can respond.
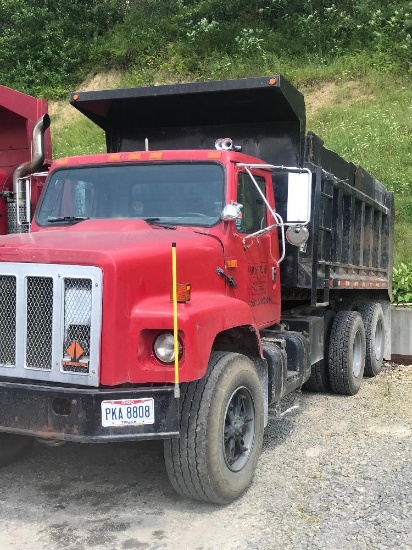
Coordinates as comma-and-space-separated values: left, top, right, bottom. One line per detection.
72, 93, 79, 101
128, 152, 141, 160
170, 283, 191, 303
208, 151, 222, 159
56, 158, 69, 165
149, 152, 163, 159
225, 259, 238, 268
108, 153, 121, 161
268, 77, 277, 86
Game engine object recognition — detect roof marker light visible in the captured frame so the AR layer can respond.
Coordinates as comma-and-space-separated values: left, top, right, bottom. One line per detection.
128, 153, 141, 160
150, 152, 163, 160
208, 152, 222, 159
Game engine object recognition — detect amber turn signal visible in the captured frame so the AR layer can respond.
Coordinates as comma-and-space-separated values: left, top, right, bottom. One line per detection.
171, 283, 191, 303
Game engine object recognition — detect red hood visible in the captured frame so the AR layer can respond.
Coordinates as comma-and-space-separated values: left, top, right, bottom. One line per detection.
0, 219, 223, 266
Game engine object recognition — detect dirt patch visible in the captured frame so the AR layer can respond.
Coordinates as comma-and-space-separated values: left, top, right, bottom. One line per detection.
304, 80, 373, 119
78, 70, 123, 92
48, 71, 123, 133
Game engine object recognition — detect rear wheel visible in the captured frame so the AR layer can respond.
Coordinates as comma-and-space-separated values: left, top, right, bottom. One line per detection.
328, 311, 366, 395
0, 433, 34, 467
359, 302, 385, 377
164, 351, 264, 504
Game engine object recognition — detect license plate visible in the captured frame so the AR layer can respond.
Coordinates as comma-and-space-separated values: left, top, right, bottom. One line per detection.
101, 398, 155, 427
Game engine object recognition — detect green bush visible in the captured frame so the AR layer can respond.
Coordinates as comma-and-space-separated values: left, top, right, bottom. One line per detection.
393, 263, 412, 304
0, 0, 124, 97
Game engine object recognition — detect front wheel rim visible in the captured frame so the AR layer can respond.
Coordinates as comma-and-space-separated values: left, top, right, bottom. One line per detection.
353, 330, 363, 377
223, 386, 255, 472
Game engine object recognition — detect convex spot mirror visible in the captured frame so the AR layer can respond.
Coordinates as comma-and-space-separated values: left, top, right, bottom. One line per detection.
286, 171, 312, 224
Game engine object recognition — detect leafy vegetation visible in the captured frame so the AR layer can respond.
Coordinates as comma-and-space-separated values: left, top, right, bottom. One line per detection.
1, 1, 411, 96
392, 263, 412, 304
0, 0, 123, 97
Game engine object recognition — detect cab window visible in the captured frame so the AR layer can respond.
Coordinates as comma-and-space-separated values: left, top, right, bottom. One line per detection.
237, 173, 267, 234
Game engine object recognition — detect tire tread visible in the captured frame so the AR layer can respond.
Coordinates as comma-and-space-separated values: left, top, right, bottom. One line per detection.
164, 351, 263, 503
328, 310, 365, 395
359, 302, 385, 377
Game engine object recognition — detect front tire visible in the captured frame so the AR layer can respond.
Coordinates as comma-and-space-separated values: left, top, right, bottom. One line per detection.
328, 311, 366, 395
164, 351, 264, 504
0, 433, 34, 467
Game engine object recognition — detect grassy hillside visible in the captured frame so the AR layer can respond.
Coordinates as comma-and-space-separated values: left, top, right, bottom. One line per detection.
50, 70, 411, 264
305, 76, 412, 265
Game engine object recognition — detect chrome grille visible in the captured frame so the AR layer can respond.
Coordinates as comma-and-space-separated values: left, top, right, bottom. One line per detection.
0, 276, 17, 366
0, 264, 102, 387
26, 277, 53, 369
62, 278, 92, 373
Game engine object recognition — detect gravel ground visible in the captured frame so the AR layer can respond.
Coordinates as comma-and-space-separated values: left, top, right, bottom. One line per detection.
1, 362, 411, 550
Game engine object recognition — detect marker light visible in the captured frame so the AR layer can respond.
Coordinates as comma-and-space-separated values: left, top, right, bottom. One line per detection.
153, 332, 183, 364
170, 282, 191, 303
149, 152, 163, 159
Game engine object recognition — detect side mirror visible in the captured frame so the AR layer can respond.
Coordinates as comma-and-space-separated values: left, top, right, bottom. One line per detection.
221, 202, 243, 221
286, 172, 312, 224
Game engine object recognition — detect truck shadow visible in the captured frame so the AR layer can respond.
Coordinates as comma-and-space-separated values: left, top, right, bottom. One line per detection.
0, 401, 308, 548
1, 394, 306, 523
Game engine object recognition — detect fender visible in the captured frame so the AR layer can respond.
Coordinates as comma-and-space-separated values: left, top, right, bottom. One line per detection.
121, 292, 261, 385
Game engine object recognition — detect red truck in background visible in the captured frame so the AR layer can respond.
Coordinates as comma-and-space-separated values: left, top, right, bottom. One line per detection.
0, 76, 393, 504
0, 85, 51, 234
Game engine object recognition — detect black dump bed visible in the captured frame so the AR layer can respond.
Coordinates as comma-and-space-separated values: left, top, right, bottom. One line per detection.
70, 76, 306, 166
70, 76, 393, 301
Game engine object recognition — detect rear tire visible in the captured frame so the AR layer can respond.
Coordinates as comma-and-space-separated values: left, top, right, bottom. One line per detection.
0, 433, 34, 467
328, 311, 366, 395
359, 302, 385, 377
164, 351, 264, 504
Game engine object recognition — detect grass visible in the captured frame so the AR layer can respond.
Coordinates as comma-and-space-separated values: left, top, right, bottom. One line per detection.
306, 74, 412, 265
51, 116, 105, 159
308, 76, 412, 194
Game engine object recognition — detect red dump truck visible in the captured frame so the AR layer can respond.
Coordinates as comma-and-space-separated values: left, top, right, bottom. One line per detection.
0, 85, 51, 233
0, 76, 393, 503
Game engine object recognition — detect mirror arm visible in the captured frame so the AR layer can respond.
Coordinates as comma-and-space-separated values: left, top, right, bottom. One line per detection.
242, 166, 286, 265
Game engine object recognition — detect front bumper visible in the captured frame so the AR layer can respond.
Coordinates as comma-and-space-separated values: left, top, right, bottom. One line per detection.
0, 380, 179, 443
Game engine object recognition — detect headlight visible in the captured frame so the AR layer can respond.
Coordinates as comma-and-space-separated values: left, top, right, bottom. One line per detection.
153, 332, 183, 364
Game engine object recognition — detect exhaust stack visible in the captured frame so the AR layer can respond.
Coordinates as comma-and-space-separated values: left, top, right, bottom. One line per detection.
10, 114, 50, 233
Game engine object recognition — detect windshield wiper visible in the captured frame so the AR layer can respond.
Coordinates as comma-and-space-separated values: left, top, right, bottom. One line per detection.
47, 216, 90, 224
143, 217, 176, 229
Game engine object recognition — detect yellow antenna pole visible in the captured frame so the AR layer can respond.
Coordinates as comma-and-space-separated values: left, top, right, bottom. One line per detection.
172, 242, 180, 398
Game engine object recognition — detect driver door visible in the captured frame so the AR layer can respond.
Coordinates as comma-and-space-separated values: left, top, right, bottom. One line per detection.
224, 168, 281, 328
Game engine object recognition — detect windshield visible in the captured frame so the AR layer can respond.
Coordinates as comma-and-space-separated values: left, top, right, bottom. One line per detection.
36, 163, 224, 226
